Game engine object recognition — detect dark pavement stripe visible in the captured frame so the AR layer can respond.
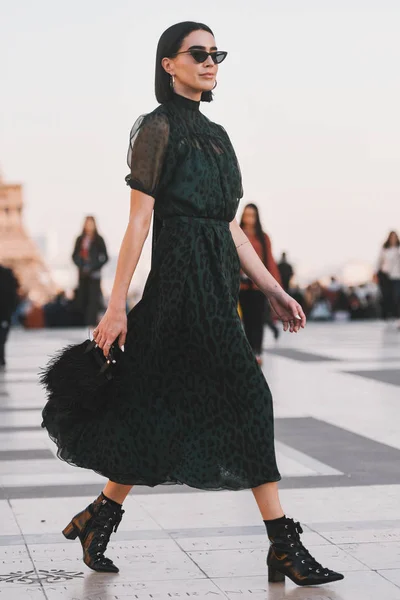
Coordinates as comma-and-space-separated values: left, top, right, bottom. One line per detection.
0, 407, 42, 412
275, 417, 400, 483
0, 449, 54, 461
265, 348, 338, 362
0, 426, 40, 432
344, 369, 400, 387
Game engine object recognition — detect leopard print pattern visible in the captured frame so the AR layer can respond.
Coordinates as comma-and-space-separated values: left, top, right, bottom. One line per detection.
41, 93, 281, 490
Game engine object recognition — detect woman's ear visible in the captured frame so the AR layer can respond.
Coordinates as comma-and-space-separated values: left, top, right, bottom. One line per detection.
161, 57, 174, 76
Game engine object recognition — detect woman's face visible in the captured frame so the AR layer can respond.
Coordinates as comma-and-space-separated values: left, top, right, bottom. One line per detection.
242, 207, 258, 228
389, 232, 399, 246
163, 30, 219, 95
84, 218, 96, 235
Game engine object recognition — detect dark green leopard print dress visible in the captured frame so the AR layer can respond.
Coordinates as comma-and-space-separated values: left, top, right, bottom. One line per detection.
43, 92, 281, 490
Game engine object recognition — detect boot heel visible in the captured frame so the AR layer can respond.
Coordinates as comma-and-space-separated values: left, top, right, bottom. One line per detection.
62, 521, 79, 540
268, 566, 285, 583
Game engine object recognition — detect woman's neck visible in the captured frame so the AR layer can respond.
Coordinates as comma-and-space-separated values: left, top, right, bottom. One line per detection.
173, 83, 202, 102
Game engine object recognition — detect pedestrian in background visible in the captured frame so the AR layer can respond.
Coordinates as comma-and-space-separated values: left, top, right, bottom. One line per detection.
239, 203, 281, 364
72, 216, 108, 327
278, 252, 294, 293
376, 231, 400, 327
0, 265, 19, 367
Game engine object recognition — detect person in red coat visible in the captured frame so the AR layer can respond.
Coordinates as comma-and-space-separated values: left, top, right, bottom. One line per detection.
239, 203, 282, 364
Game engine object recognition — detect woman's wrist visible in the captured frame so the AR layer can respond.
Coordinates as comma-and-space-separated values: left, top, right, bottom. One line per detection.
108, 299, 126, 313
265, 284, 286, 300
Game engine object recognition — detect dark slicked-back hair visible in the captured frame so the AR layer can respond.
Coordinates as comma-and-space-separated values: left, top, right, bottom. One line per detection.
155, 21, 215, 104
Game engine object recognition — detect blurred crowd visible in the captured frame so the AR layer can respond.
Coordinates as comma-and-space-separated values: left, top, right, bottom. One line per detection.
289, 278, 380, 322
289, 230, 400, 325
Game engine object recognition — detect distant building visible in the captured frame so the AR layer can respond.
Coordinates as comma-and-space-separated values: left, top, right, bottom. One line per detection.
0, 171, 56, 304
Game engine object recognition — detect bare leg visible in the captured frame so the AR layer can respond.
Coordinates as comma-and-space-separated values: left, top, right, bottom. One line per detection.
251, 481, 285, 520
103, 481, 133, 504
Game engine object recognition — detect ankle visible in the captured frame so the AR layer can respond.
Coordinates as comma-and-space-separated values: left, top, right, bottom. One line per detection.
100, 491, 123, 508
263, 514, 285, 523
262, 512, 285, 523
263, 515, 286, 537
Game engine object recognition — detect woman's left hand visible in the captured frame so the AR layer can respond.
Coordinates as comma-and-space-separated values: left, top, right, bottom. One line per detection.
268, 290, 306, 332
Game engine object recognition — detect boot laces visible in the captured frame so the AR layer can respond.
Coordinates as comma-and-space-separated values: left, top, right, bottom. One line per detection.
286, 519, 331, 575
91, 505, 125, 563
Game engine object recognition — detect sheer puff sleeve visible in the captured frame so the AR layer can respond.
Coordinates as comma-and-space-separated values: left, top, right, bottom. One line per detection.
124, 111, 170, 198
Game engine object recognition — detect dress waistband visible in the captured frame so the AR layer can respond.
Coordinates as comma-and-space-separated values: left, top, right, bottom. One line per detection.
162, 215, 230, 228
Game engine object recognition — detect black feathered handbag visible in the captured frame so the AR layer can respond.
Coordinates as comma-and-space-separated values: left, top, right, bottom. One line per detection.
40, 338, 123, 417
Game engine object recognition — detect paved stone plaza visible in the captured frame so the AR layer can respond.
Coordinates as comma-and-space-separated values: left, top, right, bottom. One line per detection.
1, 322, 400, 599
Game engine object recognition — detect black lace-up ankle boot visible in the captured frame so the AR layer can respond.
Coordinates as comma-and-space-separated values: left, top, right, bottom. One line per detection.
62, 492, 124, 573
266, 517, 344, 586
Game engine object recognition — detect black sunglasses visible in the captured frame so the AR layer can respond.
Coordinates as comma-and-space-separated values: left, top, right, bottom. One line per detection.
172, 49, 228, 64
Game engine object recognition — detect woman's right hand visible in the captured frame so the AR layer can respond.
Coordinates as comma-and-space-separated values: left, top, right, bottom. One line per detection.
92, 306, 127, 356
268, 290, 306, 333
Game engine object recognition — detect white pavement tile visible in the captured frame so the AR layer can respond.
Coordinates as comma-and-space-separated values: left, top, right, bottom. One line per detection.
187, 545, 367, 579
214, 570, 400, 600
43, 578, 226, 599
27, 539, 180, 562
0, 588, 46, 599
0, 391, 45, 405
0, 471, 107, 487
276, 453, 319, 477
135, 490, 261, 529
0, 501, 21, 536
0, 431, 46, 444
138, 485, 400, 532
0, 460, 70, 476
279, 485, 400, 523
322, 528, 400, 545
0, 372, 41, 383
0, 412, 41, 428
35, 550, 205, 583
0, 383, 43, 399
0, 545, 30, 561
378, 569, 400, 587
339, 541, 400, 570
0, 558, 35, 571
175, 531, 329, 552
10, 497, 162, 535
0, 436, 49, 451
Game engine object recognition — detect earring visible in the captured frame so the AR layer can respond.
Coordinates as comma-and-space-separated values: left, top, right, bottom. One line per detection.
213, 80, 218, 90
170, 75, 175, 90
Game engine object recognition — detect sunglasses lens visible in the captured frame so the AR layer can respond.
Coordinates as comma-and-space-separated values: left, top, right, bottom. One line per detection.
214, 51, 227, 64
191, 50, 208, 63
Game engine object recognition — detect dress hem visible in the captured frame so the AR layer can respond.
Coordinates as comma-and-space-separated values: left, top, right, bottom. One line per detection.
95, 473, 283, 492
46, 432, 282, 492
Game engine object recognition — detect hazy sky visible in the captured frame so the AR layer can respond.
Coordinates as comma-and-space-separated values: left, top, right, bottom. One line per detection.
1, 0, 399, 285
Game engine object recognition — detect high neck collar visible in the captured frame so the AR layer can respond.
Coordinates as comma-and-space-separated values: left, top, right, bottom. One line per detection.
171, 92, 200, 112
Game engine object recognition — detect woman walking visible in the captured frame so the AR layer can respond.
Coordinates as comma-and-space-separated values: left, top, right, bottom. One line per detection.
72, 216, 108, 327
239, 203, 281, 364
42, 22, 343, 587
376, 231, 400, 326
